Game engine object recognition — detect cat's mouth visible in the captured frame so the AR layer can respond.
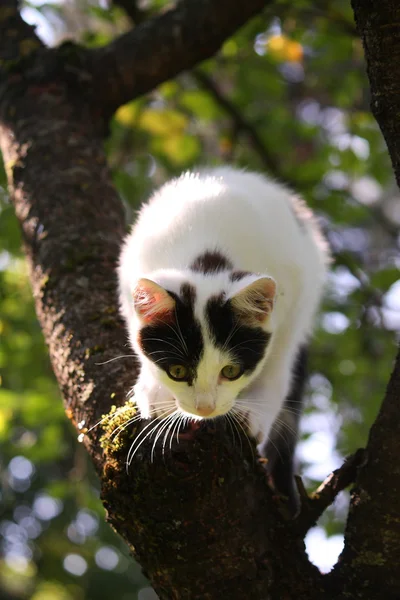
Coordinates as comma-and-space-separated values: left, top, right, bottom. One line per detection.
177, 419, 203, 440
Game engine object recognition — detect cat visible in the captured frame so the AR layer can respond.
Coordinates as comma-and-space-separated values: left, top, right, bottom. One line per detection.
118, 167, 329, 506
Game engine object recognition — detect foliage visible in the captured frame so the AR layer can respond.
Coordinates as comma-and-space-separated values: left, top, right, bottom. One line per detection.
1, 0, 399, 596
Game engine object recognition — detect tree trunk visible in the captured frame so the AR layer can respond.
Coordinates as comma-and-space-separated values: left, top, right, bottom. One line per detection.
0, 0, 399, 597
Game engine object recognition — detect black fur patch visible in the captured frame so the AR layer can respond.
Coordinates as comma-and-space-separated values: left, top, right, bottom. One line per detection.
230, 270, 252, 282
190, 250, 233, 274
180, 283, 196, 308
139, 285, 203, 385
206, 295, 270, 374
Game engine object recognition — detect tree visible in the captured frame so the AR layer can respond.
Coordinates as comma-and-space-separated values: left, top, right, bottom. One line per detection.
0, 0, 399, 598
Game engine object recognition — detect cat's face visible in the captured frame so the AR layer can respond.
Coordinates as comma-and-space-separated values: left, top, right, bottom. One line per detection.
132, 274, 275, 420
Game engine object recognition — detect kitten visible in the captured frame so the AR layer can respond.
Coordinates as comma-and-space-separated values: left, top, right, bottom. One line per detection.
118, 167, 329, 504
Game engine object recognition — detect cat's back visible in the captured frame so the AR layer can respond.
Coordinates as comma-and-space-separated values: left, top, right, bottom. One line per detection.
124, 167, 326, 277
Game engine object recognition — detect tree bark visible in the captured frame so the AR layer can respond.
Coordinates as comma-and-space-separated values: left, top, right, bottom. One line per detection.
0, 0, 399, 597
329, 3, 400, 597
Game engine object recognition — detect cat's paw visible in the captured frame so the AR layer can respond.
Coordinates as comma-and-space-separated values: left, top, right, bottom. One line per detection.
247, 411, 265, 444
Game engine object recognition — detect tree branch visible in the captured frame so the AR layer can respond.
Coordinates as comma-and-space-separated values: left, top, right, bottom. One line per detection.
295, 449, 366, 538
351, 1, 400, 188
321, 8, 400, 594
0, 0, 43, 67
328, 345, 400, 596
89, 0, 270, 118
192, 70, 292, 182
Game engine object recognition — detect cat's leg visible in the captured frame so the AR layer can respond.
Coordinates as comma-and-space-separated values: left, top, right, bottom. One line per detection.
261, 346, 308, 515
132, 367, 175, 419
241, 340, 307, 515
243, 351, 294, 443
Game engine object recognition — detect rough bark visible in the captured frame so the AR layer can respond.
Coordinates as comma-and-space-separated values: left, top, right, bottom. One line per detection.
331, 4, 400, 597
0, 0, 399, 598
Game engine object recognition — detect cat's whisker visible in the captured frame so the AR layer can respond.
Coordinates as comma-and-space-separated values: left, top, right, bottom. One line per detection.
175, 415, 188, 447
83, 402, 136, 437
153, 315, 189, 357
170, 313, 189, 356
168, 413, 183, 451
162, 413, 178, 455
230, 409, 255, 461
264, 435, 284, 462
112, 400, 179, 441
226, 413, 242, 453
236, 399, 303, 416
229, 338, 269, 352
165, 412, 186, 457
141, 338, 187, 358
268, 420, 297, 452
243, 403, 302, 422
126, 409, 172, 469
273, 417, 298, 439
221, 320, 242, 352
111, 414, 144, 440
151, 411, 179, 462
110, 404, 166, 440
127, 420, 164, 468
95, 354, 136, 366
149, 357, 183, 366
146, 350, 184, 359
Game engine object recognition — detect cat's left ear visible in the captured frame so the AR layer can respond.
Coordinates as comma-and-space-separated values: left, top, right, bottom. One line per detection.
133, 278, 175, 324
230, 277, 276, 325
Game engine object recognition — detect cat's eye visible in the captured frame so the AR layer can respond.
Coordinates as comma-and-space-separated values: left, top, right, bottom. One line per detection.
221, 364, 243, 381
167, 364, 188, 381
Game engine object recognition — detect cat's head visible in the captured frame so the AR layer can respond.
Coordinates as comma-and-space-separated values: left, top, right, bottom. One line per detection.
130, 270, 276, 420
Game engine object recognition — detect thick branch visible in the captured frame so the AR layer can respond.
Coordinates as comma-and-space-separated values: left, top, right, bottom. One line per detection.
325, 5, 400, 596
351, 1, 400, 187
101, 411, 324, 599
328, 345, 400, 597
295, 449, 366, 538
90, 0, 269, 117
0, 0, 43, 67
0, 24, 131, 467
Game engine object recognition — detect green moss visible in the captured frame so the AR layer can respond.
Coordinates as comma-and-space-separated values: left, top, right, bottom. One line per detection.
99, 316, 115, 328
352, 550, 386, 567
0, 7, 16, 21
39, 274, 50, 290
61, 251, 93, 271
84, 345, 104, 359
19, 38, 41, 57
100, 402, 138, 454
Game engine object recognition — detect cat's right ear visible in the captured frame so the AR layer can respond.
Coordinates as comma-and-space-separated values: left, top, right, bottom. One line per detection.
133, 278, 175, 324
230, 276, 276, 326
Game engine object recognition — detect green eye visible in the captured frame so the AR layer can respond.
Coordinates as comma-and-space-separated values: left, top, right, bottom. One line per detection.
221, 364, 243, 380
167, 364, 188, 381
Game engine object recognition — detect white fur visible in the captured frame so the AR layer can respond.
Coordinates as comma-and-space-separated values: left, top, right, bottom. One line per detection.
118, 167, 329, 443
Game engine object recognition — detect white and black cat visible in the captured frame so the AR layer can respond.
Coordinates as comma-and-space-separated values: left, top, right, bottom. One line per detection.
118, 167, 329, 503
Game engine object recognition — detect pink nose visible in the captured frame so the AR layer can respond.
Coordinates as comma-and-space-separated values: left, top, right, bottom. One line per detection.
196, 405, 215, 417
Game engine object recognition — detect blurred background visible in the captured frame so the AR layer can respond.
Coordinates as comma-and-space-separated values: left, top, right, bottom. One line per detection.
1, 0, 399, 598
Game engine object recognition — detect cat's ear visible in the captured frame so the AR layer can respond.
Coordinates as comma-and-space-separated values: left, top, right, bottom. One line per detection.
133, 278, 175, 324
230, 277, 276, 325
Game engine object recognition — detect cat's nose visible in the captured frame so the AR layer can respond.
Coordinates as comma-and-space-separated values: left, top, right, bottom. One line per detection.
196, 405, 215, 417
195, 394, 215, 417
